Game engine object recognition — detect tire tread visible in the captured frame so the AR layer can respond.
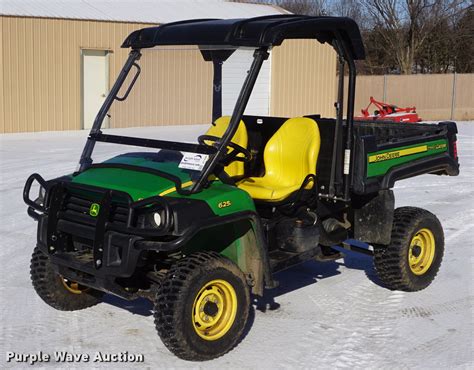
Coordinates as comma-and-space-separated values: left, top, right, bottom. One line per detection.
154, 251, 249, 361
374, 207, 444, 292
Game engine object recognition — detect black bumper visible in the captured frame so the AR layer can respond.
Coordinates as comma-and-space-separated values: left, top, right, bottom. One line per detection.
25, 175, 177, 297
35, 215, 146, 299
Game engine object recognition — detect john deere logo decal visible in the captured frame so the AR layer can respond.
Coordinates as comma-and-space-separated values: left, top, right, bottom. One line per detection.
89, 203, 100, 217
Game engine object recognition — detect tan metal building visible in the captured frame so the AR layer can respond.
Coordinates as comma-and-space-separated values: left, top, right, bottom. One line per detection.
0, 0, 337, 133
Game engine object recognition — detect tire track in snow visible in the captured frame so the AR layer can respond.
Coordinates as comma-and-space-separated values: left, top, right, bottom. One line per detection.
281, 278, 406, 369
1, 308, 77, 346
398, 327, 471, 369
399, 296, 473, 319
445, 224, 474, 243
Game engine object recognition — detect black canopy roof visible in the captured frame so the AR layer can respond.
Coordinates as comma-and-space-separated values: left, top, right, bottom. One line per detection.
122, 15, 365, 60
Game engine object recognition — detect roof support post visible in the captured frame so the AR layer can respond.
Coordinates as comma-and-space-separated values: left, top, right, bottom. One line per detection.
343, 47, 357, 201
212, 60, 223, 122
78, 50, 141, 172
329, 39, 346, 199
200, 49, 235, 123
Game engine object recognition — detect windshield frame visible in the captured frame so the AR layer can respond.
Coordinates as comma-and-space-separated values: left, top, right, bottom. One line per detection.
76, 46, 269, 195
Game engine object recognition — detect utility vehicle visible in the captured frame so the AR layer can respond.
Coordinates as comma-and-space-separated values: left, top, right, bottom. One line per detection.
25, 15, 459, 361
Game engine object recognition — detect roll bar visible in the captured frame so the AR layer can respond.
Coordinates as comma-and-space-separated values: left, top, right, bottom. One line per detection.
77, 38, 357, 201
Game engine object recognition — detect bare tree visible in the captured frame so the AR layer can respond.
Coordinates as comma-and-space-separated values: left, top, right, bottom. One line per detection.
362, 0, 468, 74
330, 0, 368, 28
273, 0, 327, 15
229, 0, 472, 75
228, 0, 327, 15
453, 5, 474, 73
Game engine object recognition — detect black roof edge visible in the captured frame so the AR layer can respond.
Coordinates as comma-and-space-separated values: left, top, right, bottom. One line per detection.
121, 15, 365, 60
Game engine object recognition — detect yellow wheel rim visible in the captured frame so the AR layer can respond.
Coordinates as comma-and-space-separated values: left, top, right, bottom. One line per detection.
408, 228, 435, 275
60, 276, 89, 294
192, 279, 237, 341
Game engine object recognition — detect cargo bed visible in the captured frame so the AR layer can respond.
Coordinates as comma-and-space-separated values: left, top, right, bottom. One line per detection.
242, 115, 459, 197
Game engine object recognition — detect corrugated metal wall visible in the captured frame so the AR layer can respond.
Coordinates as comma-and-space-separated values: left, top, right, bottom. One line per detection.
270, 39, 337, 118
346, 75, 385, 115
1, 16, 337, 133
347, 74, 474, 121
1, 16, 153, 132
454, 74, 474, 120
111, 49, 213, 128
0, 16, 213, 133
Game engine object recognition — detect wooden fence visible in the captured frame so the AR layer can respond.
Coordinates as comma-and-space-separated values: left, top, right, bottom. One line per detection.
346, 73, 474, 121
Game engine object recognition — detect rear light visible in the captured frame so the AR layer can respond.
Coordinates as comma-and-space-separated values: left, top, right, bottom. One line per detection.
452, 140, 458, 160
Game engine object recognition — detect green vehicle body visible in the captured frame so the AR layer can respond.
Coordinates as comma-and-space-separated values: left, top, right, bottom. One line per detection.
24, 121, 459, 298
53, 130, 453, 296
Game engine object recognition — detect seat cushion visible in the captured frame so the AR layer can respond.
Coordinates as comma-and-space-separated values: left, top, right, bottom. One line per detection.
238, 117, 320, 201
238, 177, 302, 202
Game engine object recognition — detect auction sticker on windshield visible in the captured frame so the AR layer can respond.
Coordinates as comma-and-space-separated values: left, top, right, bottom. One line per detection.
178, 152, 209, 171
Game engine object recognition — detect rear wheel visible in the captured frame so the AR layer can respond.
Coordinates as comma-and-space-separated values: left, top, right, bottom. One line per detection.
154, 252, 250, 361
30, 247, 103, 310
374, 207, 444, 292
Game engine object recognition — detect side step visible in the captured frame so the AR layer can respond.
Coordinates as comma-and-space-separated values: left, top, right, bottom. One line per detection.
269, 247, 321, 274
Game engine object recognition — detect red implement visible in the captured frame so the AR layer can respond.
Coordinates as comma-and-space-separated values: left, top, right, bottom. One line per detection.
356, 96, 421, 123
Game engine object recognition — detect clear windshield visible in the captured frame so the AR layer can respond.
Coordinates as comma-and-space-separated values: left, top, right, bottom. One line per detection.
89, 46, 264, 188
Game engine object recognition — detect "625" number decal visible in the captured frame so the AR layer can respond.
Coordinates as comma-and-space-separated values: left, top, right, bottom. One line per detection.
218, 200, 232, 209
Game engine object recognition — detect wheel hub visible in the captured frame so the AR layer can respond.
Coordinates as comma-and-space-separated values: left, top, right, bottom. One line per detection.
192, 279, 238, 341
408, 228, 435, 275
411, 245, 422, 257
203, 301, 219, 316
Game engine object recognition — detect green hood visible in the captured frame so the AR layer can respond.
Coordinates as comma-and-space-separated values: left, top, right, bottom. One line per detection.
72, 153, 193, 201
72, 152, 256, 215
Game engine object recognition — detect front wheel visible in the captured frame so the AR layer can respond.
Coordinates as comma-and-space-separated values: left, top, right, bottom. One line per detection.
374, 207, 444, 292
30, 247, 103, 310
154, 252, 250, 361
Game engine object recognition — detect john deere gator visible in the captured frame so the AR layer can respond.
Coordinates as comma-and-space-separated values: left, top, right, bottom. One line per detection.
24, 15, 459, 360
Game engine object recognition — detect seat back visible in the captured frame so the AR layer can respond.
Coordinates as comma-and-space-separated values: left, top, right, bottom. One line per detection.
263, 117, 320, 187
205, 116, 248, 177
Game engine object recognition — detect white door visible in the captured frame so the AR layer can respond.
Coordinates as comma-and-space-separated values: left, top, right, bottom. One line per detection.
82, 50, 109, 129
222, 49, 271, 116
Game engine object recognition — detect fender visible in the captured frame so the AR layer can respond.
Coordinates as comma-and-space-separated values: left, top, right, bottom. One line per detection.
136, 211, 275, 296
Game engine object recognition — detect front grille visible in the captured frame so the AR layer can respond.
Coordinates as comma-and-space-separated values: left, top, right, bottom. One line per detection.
60, 194, 129, 227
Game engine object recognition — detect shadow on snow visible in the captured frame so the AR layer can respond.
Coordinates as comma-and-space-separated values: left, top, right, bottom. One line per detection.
101, 245, 381, 321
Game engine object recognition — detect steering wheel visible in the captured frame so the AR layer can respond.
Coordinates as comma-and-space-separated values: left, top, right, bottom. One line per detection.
198, 134, 252, 165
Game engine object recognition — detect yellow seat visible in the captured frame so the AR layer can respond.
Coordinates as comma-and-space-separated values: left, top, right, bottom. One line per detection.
238, 117, 320, 202
205, 116, 248, 177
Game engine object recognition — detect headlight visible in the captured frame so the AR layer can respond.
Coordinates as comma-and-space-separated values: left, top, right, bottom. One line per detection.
152, 212, 162, 227
136, 205, 172, 231
141, 210, 165, 229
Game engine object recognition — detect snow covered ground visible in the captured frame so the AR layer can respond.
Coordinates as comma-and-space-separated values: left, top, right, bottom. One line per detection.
0, 122, 472, 369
